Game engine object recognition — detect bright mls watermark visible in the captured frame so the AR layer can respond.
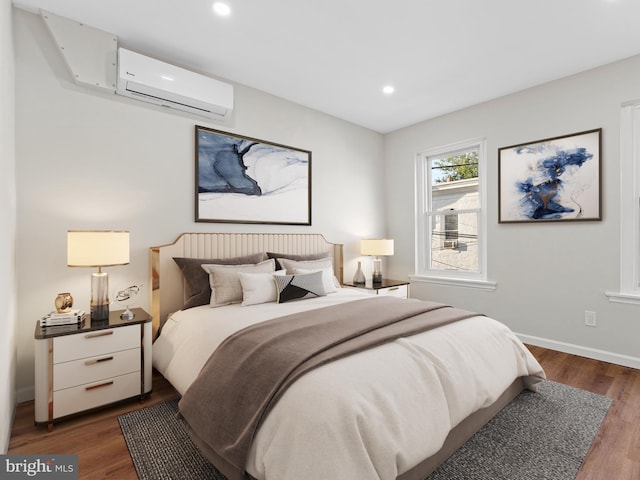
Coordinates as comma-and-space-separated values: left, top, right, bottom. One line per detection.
0, 455, 78, 479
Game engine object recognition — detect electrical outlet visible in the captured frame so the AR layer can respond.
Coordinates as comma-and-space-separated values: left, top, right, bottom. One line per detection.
584, 311, 597, 327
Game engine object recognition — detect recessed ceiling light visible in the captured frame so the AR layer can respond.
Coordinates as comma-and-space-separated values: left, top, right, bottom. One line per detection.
212, 2, 231, 16
382, 85, 395, 95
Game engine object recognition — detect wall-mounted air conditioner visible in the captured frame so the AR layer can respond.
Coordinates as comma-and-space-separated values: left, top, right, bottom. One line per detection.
116, 48, 233, 120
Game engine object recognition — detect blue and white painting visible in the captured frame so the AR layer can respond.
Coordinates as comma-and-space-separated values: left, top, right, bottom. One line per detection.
196, 126, 311, 225
499, 129, 601, 222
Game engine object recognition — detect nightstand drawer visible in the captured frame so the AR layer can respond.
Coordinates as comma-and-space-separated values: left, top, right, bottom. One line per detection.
53, 324, 140, 363
53, 348, 140, 390
53, 371, 141, 418
376, 285, 408, 298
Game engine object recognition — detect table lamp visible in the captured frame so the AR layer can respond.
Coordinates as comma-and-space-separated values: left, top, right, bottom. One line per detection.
67, 230, 130, 320
360, 238, 394, 283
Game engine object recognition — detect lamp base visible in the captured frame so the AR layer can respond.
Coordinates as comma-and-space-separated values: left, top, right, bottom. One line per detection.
91, 271, 110, 321
120, 307, 135, 320
372, 257, 383, 284
91, 303, 109, 321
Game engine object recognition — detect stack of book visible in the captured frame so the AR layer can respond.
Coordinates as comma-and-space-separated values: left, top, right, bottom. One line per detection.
40, 309, 86, 327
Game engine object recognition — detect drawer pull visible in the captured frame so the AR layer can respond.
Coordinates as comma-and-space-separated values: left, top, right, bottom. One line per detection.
85, 381, 114, 391
85, 356, 114, 366
85, 331, 114, 339
388, 287, 399, 291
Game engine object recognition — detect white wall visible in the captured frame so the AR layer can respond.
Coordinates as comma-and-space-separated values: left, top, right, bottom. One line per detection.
1, 0, 17, 453
385, 55, 640, 366
13, 8, 385, 401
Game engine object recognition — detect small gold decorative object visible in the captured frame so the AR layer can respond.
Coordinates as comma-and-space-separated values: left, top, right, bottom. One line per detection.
55, 292, 74, 313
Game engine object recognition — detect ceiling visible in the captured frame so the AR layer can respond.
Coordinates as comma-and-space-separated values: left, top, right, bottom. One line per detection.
12, 0, 640, 133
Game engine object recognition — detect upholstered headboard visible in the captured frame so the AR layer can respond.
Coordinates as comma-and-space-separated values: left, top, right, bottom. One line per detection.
149, 232, 344, 337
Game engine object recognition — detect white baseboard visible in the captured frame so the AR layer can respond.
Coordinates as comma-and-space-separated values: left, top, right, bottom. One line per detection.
517, 333, 640, 370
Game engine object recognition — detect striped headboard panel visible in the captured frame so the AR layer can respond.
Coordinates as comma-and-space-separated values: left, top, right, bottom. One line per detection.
149, 232, 344, 337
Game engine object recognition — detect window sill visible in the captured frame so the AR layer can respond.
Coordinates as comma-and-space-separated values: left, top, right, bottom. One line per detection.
605, 291, 640, 305
410, 275, 497, 291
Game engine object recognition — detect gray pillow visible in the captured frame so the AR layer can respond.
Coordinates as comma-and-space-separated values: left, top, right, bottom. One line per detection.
173, 253, 266, 309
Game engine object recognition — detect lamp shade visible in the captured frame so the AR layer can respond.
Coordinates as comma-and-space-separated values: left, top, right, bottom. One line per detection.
67, 230, 130, 267
360, 238, 394, 257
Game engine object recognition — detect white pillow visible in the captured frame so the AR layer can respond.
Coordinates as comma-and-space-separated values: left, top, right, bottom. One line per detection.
293, 268, 338, 293
294, 267, 337, 294
238, 270, 286, 306
278, 257, 340, 293
201, 259, 275, 307
278, 257, 333, 271
278, 258, 340, 293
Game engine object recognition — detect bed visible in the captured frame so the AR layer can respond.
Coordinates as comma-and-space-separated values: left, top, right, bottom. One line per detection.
150, 232, 545, 480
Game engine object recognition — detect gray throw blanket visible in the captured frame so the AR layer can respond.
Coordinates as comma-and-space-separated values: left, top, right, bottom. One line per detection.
179, 297, 480, 480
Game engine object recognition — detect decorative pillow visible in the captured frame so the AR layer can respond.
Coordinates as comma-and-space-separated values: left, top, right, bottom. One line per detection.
279, 258, 338, 294
274, 271, 327, 303
267, 252, 329, 270
173, 253, 266, 309
201, 259, 275, 307
238, 270, 286, 306
293, 267, 338, 294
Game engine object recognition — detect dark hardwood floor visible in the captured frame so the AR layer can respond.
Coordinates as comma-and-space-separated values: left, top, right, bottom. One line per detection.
8, 347, 640, 479
8, 370, 179, 479
526, 345, 640, 480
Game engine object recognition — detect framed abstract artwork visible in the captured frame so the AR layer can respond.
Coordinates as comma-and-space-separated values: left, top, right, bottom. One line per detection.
195, 126, 312, 225
498, 129, 602, 223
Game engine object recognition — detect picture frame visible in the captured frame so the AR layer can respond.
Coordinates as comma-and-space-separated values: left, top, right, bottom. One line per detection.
195, 126, 312, 225
498, 128, 602, 223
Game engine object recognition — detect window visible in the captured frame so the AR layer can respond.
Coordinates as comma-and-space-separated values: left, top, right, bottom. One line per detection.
607, 103, 640, 304
414, 137, 493, 288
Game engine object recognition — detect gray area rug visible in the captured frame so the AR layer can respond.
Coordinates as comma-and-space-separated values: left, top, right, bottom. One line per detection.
118, 380, 611, 480
427, 380, 611, 480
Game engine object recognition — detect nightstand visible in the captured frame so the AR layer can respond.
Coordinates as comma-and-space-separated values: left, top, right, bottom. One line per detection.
34, 308, 152, 428
343, 279, 410, 298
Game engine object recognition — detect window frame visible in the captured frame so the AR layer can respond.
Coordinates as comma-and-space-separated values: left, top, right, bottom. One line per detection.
413, 137, 494, 289
607, 102, 640, 305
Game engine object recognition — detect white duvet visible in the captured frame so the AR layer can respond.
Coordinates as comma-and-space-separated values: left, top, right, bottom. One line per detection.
153, 289, 545, 480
